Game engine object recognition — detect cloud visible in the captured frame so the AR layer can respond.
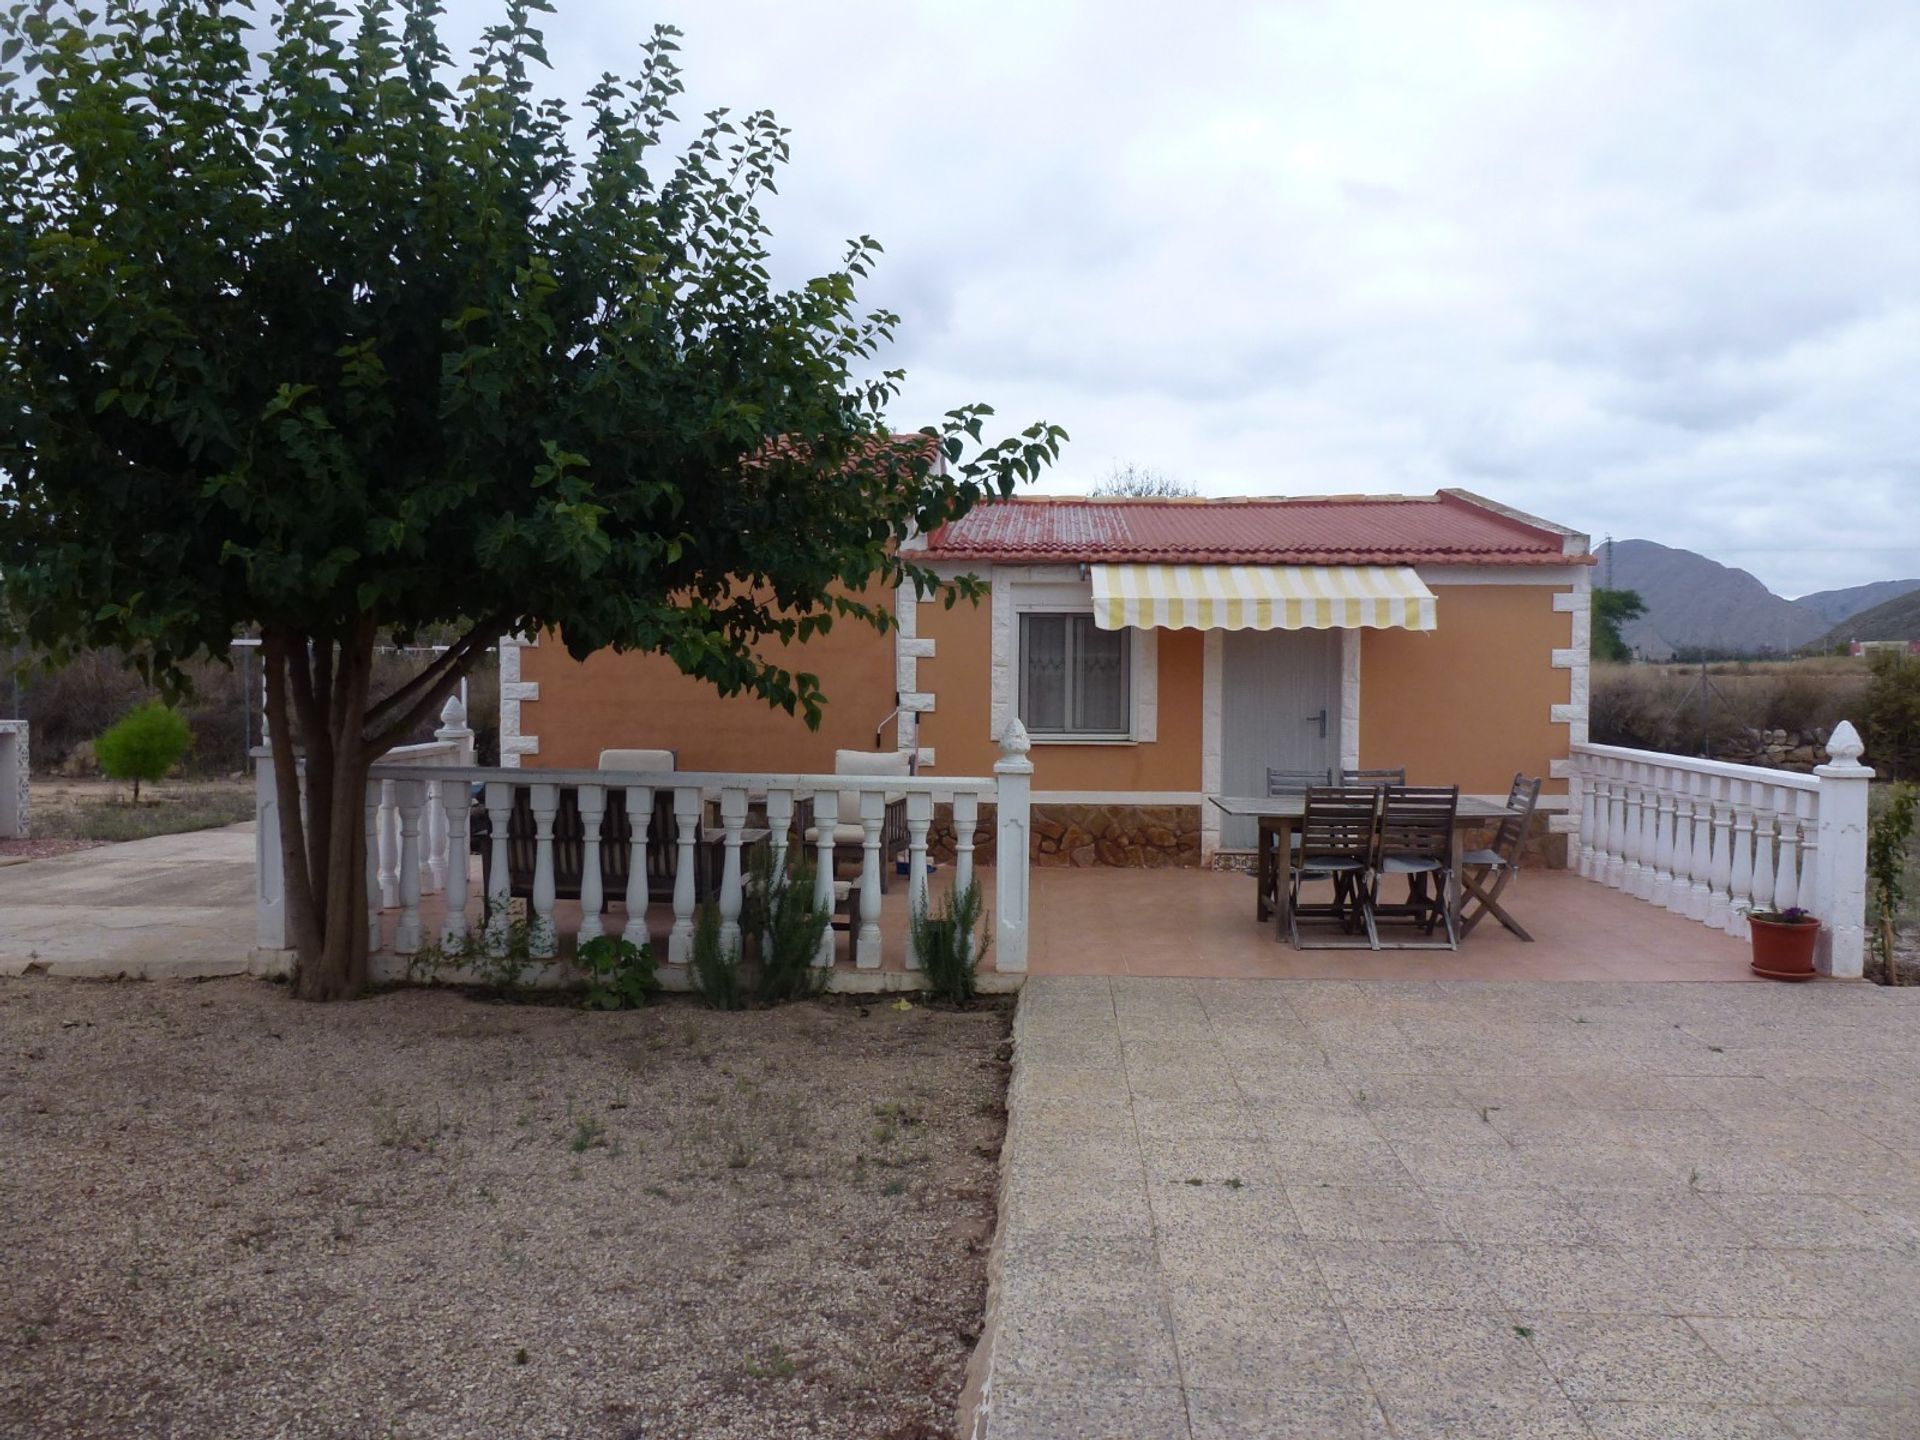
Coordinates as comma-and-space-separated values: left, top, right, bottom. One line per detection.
437, 0, 1920, 595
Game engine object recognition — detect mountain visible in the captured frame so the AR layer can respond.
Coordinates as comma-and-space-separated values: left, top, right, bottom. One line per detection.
1795, 578, 1920, 628
1595, 539, 1830, 657
1820, 589, 1920, 647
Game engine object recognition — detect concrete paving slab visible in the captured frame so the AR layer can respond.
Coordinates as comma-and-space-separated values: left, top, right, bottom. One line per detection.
972, 975, 1920, 1440
0, 823, 257, 977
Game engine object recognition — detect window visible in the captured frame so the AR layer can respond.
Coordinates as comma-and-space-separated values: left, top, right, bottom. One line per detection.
1018, 612, 1130, 738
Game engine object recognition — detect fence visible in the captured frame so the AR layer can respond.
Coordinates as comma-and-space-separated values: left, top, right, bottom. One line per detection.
1567, 720, 1873, 976
254, 701, 1036, 985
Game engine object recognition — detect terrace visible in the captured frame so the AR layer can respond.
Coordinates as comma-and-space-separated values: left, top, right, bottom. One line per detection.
253, 701, 1875, 990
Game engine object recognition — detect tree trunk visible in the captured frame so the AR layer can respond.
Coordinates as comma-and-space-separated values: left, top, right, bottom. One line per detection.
263, 618, 499, 1001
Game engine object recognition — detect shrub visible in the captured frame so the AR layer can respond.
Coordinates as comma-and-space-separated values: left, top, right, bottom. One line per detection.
1862, 653, 1920, 781
744, 845, 830, 1004
1867, 783, 1918, 986
911, 880, 989, 1005
575, 934, 658, 1010
93, 699, 191, 800
690, 903, 744, 1010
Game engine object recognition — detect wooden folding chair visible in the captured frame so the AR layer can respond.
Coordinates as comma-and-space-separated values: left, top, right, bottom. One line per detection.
1261, 767, 1332, 914
1459, 773, 1541, 941
1288, 787, 1380, 950
1368, 785, 1459, 950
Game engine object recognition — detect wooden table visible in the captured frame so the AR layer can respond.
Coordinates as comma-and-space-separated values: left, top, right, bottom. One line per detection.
1209, 794, 1521, 943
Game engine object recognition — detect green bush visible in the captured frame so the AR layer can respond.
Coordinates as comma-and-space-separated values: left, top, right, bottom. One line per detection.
744, 845, 830, 1004
690, 903, 744, 1010
911, 880, 989, 1005
1867, 783, 1918, 985
93, 699, 191, 799
575, 934, 658, 1010
1862, 653, 1920, 781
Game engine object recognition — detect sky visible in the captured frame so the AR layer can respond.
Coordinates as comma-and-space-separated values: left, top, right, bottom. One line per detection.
449, 0, 1920, 598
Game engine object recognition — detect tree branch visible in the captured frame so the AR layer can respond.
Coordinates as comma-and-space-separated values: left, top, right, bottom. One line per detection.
360, 616, 504, 734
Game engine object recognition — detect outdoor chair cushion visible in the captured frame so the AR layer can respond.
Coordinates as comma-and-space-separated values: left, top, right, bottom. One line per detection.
1380, 854, 1445, 875
598, 747, 676, 771
1460, 847, 1504, 868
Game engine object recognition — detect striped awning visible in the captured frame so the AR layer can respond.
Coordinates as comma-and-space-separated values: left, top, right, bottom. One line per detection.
1090, 564, 1437, 632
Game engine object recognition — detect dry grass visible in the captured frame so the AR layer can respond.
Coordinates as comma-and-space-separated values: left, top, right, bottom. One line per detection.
26, 776, 255, 843
0, 979, 1011, 1440
1591, 659, 1871, 752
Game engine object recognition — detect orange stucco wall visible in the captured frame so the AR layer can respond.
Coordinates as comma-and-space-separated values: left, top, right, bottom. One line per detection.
1360, 585, 1571, 794
915, 598, 1205, 788
517, 595, 897, 771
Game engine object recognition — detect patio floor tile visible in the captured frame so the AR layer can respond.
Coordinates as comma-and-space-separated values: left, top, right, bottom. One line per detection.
1521, 1313, 1752, 1402
1184, 1385, 1393, 1439
983, 1381, 1192, 1440
1340, 1309, 1563, 1402
1576, 1402, 1794, 1439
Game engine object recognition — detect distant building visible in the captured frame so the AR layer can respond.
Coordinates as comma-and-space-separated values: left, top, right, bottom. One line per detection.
1849, 639, 1920, 657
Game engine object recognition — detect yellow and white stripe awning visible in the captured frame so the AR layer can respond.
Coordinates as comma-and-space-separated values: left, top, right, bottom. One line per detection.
1091, 564, 1437, 632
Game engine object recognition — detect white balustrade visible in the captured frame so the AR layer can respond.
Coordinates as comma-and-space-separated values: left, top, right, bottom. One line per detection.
261, 744, 1023, 988
1567, 727, 1873, 976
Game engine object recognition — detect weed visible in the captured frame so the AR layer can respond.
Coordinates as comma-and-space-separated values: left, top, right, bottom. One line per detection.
514, 1347, 529, 1366
880, 1179, 906, 1197
1688, 1166, 1701, 1191
407, 915, 548, 996
1223, 1176, 1244, 1190
643, 1183, 669, 1199
569, 1116, 609, 1154
1513, 1325, 1534, 1339
690, 903, 744, 1010
726, 1138, 756, 1170
575, 934, 658, 1010
1707, 1045, 1725, 1054
911, 880, 988, 1004
1185, 1177, 1204, 1187
744, 845, 830, 1003
746, 1346, 797, 1380
1479, 1106, 1495, 1124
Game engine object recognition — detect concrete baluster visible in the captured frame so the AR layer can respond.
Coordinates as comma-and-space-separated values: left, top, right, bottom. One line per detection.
623, 785, 653, 951
717, 786, 748, 954
668, 786, 700, 965
441, 778, 470, 946
577, 785, 606, 945
393, 780, 425, 955
485, 781, 513, 942
812, 789, 839, 968
953, 791, 979, 898
904, 790, 933, 971
529, 782, 559, 959
856, 788, 884, 969
378, 778, 399, 908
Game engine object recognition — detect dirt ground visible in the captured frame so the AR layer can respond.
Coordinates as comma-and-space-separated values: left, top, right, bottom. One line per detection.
4, 776, 255, 854
0, 978, 1011, 1440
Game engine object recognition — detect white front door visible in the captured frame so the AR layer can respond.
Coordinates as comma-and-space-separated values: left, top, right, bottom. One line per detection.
1218, 628, 1343, 849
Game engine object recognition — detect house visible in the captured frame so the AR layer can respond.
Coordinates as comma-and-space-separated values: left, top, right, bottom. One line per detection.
500, 488, 1593, 865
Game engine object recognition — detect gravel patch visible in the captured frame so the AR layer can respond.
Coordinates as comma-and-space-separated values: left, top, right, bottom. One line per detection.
0, 978, 1011, 1439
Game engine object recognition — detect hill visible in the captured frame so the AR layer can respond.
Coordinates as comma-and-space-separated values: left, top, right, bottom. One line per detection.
1795, 578, 1920, 628
1820, 589, 1920, 648
1596, 539, 1829, 657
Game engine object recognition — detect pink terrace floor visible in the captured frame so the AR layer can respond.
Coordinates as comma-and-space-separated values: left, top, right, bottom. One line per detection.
1020, 868, 1761, 983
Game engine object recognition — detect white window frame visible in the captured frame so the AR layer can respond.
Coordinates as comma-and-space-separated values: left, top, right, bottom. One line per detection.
1017, 610, 1133, 742
986, 567, 1157, 746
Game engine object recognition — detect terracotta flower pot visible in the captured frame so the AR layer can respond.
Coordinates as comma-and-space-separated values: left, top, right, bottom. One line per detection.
1748, 915, 1820, 981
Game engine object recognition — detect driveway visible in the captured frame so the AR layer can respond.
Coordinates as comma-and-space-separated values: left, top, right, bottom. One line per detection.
0, 823, 257, 977
975, 977, 1920, 1439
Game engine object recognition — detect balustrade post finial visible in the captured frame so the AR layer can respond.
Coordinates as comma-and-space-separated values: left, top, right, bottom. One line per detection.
1823, 719, 1866, 769
438, 693, 467, 731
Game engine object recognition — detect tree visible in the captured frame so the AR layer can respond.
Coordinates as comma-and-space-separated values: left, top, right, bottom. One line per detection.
94, 700, 192, 801
1591, 588, 1647, 663
1862, 652, 1920, 781
1090, 463, 1196, 498
0, 2, 1063, 1000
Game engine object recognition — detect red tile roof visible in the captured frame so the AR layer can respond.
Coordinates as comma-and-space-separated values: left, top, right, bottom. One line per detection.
924, 489, 1587, 567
